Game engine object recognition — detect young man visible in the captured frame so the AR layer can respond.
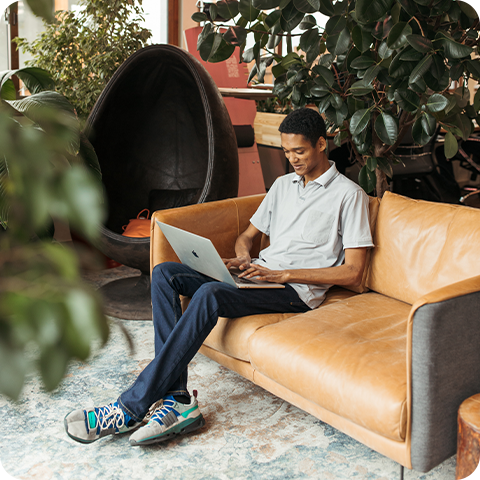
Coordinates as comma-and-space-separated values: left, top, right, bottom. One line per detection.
64, 108, 374, 446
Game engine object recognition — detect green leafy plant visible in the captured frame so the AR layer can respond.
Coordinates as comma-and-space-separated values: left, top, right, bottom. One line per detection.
15, 0, 152, 121
0, 62, 109, 399
194, 0, 480, 196
256, 96, 294, 113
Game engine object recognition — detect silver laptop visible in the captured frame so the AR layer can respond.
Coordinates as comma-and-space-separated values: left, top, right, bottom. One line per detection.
156, 221, 284, 289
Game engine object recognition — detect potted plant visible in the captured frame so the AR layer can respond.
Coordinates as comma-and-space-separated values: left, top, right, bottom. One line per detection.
193, 0, 480, 197
0, 62, 109, 398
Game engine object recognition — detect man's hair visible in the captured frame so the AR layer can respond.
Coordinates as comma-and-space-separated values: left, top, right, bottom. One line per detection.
278, 108, 327, 147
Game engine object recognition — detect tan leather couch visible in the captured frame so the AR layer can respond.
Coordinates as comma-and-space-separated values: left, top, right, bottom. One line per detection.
150, 191, 480, 473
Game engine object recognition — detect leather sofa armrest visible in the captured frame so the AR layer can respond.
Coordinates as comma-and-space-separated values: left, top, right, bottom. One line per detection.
406, 275, 480, 472
150, 194, 266, 275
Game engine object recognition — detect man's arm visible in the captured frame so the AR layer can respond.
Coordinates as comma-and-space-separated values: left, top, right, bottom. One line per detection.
223, 224, 262, 271
239, 247, 368, 287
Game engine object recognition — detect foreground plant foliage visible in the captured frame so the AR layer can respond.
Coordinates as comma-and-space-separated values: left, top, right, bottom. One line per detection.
0, 61, 109, 398
15, 0, 151, 121
194, 0, 480, 195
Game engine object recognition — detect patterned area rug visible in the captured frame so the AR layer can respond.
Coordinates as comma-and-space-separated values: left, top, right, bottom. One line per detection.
0, 267, 458, 479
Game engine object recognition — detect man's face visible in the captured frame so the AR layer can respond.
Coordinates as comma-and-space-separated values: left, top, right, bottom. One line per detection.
281, 133, 329, 183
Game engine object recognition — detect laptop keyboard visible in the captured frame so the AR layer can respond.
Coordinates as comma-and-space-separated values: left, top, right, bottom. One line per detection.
231, 273, 256, 285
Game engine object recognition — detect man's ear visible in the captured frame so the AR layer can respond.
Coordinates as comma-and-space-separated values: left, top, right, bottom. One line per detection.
316, 136, 327, 152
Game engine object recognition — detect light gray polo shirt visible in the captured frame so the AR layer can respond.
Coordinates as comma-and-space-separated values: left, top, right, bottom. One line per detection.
250, 161, 374, 309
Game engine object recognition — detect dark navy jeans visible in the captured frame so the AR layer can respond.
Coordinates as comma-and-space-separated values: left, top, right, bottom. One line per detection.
118, 262, 310, 422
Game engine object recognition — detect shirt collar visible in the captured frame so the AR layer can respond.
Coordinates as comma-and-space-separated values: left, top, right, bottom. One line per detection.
293, 161, 340, 188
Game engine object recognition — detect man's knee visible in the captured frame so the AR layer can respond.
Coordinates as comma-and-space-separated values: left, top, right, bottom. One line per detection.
193, 282, 232, 304
152, 262, 182, 283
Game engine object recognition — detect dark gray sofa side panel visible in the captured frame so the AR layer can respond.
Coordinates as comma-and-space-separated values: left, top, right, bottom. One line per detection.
410, 290, 480, 472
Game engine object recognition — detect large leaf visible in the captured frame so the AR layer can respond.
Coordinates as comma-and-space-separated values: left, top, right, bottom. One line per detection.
363, 65, 381, 85
253, 0, 282, 8
474, 88, 480, 111
197, 23, 213, 51
388, 54, 415, 78
378, 41, 393, 60
312, 65, 335, 86
298, 14, 317, 30
7, 92, 80, 155
299, 28, 320, 54
294, 0, 321, 13
377, 157, 393, 178
325, 15, 347, 36
444, 131, 458, 158
350, 108, 372, 136
399, 48, 423, 61
426, 93, 448, 112
358, 165, 377, 193
239, 0, 260, 21
409, 76, 427, 94
387, 22, 412, 49
199, 32, 217, 61
406, 34, 434, 53
394, 89, 420, 112
334, 28, 352, 56
421, 113, 437, 137
412, 116, 433, 145
352, 25, 374, 53
325, 102, 349, 126
0, 79, 16, 101
349, 80, 375, 96
280, 2, 304, 32
209, 37, 236, 63
350, 56, 376, 70
192, 12, 208, 22
457, 0, 478, 19
319, 0, 335, 16
310, 84, 330, 97
281, 51, 302, 68
14, 68, 55, 95
216, 0, 240, 19
356, 0, 395, 23
6, 90, 76, 122
409, 55, 433, 84
223, 26, 248, 46
443, 40, 474, 59
0, 68, 55, 97
466, 59, 480, 80
375, 111, 398, 145
436, 32, 474, 59
430, 54, 446, 80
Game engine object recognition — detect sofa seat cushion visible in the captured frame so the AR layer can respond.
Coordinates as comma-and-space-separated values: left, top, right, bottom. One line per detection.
248, 292, 411, 441
202, 286, 358, 362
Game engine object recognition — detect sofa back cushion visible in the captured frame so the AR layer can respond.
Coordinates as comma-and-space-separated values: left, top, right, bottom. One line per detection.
150, 194, 265, 270
366, 191, 480, 304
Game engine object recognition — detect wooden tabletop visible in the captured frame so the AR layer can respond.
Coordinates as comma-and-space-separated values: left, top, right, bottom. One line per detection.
218, 87, 275, 100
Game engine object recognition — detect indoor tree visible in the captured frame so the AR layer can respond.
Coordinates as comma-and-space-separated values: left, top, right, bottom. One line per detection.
193, 0, 480, 196
15, 0, 151, 121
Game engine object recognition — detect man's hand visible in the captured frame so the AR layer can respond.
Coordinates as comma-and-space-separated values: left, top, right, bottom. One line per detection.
238, 263, 289, 284
223, 255, 251, 271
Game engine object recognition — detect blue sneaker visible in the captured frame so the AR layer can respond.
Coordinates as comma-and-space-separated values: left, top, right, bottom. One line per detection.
129, 394, 205, 446
64, 402, 140, 444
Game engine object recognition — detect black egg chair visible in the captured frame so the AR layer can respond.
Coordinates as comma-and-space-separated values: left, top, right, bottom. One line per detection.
84, 44, 239, 320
